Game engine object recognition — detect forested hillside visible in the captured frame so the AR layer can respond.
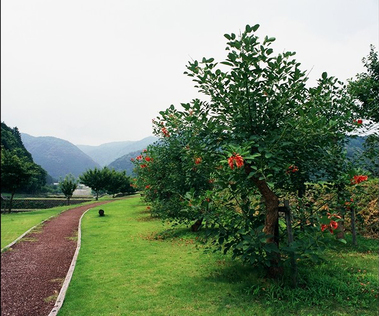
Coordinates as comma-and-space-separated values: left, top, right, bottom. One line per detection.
1, 122, 49, 191
1, 123, 33, 161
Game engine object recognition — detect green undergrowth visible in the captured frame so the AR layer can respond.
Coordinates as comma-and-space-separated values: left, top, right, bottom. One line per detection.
58, 197, 378, 316
0, 200, 101, 249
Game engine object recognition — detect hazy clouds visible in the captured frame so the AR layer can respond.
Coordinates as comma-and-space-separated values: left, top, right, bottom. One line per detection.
1, 0, 378, 145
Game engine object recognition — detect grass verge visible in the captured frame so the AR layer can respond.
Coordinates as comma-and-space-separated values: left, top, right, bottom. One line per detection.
0, 200, 103, 249
58, 197, 378, 316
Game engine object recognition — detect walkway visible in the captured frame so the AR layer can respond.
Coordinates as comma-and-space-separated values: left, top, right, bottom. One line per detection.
1, 202, 110, 316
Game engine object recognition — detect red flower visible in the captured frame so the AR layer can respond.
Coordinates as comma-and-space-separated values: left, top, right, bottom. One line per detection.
195, 157, 202, 165
140, 164, 147, 168
145, 156, 152, 162
330, 220, 338, 230
286, 165, 299, 174
351, 175, 368, 185
162, 127, 170, 137
321, 220, 339, 233
145, 185, 150, 189
228, 153, 244, 169
136, 155, 143, 161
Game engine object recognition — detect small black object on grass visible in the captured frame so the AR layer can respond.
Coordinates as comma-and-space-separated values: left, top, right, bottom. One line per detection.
99, 209, 105, 216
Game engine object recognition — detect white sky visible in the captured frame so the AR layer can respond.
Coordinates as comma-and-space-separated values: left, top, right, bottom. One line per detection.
1, 0, 378, 146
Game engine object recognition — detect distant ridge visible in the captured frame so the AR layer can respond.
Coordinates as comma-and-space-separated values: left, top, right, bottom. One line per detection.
21, 133, 100, 180
77, 136, 157, 166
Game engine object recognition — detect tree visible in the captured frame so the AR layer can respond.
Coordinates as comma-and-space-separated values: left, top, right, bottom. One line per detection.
348, 45, 379, 123
105, 169, 136, 197
1, 148, 36, 212
79, 167, 111, 200
1, 122, 47, 194
59, 174, 78, 205
133, 135, 215, 229
140, 24, 357, 277
348, 45, 379, 175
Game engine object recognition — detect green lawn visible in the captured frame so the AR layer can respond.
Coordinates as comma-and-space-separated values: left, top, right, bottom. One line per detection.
1, 206, 70, 249
0, 200, 104, 249
58, 197, 378, 316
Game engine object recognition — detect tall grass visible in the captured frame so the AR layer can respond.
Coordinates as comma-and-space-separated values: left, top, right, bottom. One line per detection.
58, 197, 378, 316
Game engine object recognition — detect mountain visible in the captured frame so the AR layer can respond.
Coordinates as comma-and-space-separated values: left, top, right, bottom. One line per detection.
77, 136, 157, 166
21, 133, 100, 180
108, 150, 142, 176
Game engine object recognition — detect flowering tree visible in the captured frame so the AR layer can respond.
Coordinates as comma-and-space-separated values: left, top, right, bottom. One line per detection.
133, 114, 217, 229
138, 25, 359, 276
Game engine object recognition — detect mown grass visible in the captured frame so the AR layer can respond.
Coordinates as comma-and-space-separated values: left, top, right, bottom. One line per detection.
58, 197, 378, 316
0, 200, 108, 249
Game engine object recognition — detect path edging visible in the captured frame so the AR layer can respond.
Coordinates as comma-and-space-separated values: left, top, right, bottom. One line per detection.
48, 208, 91, 316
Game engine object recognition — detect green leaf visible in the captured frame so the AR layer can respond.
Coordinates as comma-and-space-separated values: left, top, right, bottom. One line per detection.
245, 153, 261, 160
220, 61, 233, 67
252, 24, 260, 32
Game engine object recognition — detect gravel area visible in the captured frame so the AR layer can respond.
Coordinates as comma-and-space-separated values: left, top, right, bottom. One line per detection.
1, 202, 110, 316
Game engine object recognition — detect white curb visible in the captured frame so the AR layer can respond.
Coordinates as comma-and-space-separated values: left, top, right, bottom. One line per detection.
48, 208, 91, 316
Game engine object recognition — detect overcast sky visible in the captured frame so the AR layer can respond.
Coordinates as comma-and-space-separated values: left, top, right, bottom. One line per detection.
2, 0, 378, 146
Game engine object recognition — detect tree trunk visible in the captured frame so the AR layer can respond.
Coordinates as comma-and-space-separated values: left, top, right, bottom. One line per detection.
253, 177, 282, 277
191, 218, 203, 232
252, 178, 279, 241
337, 214, 345, 239
244, 164, 282, 277
351, 208, 357, 246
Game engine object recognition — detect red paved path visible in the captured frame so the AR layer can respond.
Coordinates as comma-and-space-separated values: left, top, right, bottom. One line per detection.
1, 202, 110, 316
